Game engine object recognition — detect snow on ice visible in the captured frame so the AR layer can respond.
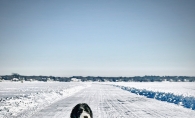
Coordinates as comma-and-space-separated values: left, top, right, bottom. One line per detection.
109, 82, 195, 110
0, 81, 195, 118
0, 82, 91, 118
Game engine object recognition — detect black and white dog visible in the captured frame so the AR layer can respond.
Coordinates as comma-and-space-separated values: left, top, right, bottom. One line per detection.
70, 103, 93, 118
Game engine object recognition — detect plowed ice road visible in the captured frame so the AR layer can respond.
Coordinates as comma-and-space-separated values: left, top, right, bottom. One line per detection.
28, 84, 194, 118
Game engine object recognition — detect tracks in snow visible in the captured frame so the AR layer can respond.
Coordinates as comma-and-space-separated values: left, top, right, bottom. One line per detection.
24, 84, 195, 118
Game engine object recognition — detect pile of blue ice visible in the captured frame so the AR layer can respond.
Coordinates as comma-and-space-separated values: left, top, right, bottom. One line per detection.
113, 85, 195, 110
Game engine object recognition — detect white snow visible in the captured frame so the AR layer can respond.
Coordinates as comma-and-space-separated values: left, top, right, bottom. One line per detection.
108, 82, 195, 97
0, 81, 91, 118
107, 82, 195, 110
0, 82, 195, 118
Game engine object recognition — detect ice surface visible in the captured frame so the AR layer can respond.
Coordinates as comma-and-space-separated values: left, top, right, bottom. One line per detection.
0, 82, 195, 118
0, 82, 91, 117
109, 82, 195, 110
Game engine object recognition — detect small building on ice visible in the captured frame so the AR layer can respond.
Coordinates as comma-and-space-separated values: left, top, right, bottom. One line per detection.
71, 78, 81, 82
12, 78, 19, 81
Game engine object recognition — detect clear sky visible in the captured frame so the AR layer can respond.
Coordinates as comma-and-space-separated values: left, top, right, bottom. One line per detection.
0, 0, 195, 77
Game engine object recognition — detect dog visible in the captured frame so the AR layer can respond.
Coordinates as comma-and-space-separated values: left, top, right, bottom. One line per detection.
70, 103, 93, 118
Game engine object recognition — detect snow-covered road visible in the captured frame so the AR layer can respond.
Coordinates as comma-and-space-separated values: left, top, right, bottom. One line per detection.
27, 83, 195, 118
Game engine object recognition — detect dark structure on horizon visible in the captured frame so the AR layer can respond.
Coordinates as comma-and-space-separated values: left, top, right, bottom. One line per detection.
0, 73, 195, 82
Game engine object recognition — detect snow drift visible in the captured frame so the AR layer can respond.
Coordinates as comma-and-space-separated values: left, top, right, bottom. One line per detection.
0, 83, 91, 118
113, 85, 195, 110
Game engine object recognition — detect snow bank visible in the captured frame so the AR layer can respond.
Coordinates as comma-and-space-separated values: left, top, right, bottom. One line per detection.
113, 85, 195, 110
109, 82, 195, 97
0, 83, 91, 118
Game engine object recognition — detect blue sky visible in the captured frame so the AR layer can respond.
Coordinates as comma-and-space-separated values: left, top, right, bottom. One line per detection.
0, 0, 195, 76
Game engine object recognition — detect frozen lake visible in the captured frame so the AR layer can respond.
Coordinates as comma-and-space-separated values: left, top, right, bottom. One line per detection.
0, 82, 195, 118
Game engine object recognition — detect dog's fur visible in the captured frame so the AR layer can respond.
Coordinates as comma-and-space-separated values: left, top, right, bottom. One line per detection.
70, 103, 93, 118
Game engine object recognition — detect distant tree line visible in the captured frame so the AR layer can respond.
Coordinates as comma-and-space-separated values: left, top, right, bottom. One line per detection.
0, 73, 195, 82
